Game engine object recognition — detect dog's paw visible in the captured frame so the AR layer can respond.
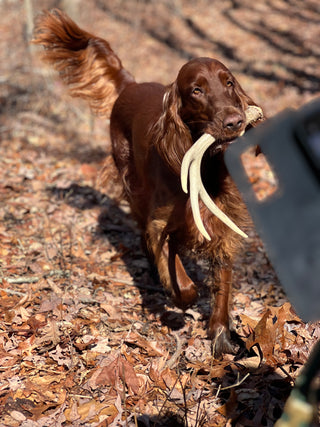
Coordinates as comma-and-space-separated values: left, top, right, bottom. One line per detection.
208, 323, 237, 357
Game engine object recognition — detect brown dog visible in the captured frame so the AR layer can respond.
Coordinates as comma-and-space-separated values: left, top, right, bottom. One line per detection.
33, 9, 263, 354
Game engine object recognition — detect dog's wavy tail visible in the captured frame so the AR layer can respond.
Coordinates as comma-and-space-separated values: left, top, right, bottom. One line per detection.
33, 9, 135, 117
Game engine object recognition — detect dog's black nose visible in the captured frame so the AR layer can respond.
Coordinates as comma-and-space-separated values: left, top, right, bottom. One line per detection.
223, 113, 244, 131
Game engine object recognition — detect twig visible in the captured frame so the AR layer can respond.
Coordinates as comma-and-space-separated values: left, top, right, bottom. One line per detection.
220, 372, 250, 391
0, 270, 70, 286
179, 371, 189, 427
46, 269, 70, 278
215, 372, 251, 399
120, 361, 129, 427
1, 277, 39, 285
166, 332, 186, 369
278, 364, 292, 381
24, 0, 34, 45
68, 394, 93, 399
158, 373, 181, 418
194, 389, 205, 427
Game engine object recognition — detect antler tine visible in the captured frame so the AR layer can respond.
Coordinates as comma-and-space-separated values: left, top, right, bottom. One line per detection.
181, 133, 214, 194
182, 134, 248, 241
181, 105, 264, 241
187, 134, 216, 240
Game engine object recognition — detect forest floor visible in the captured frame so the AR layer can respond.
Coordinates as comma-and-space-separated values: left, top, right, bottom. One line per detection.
0, 0, 320, 426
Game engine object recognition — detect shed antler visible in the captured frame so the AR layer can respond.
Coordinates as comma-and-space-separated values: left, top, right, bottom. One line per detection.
181, 105, 264, 241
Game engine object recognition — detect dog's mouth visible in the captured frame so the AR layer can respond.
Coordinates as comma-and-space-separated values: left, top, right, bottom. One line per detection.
181, 105, 264, 241
205, 120, 256, 153
202, 106, 265, 153
207, 135, 239, 153
193, 131, 238, 159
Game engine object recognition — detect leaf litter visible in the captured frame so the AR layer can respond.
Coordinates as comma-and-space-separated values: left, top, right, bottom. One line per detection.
1, 0, 320, 425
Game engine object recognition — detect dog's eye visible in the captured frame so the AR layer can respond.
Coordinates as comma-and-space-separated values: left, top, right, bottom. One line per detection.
192, 87, 203, 95
226, 80, 234, 87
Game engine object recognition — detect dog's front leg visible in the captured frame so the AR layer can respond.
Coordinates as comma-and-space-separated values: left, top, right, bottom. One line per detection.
145, 220, 197, 309
208, 266, 235, 356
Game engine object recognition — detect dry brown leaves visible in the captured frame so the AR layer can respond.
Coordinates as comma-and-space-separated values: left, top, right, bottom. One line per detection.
1, 0, 320, 426
1, 109, 319, 427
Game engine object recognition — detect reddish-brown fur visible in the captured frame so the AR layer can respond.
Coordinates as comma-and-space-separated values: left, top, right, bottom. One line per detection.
33, 9, 262, 355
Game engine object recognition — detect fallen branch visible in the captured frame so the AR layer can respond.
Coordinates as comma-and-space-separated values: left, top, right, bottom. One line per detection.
0, 270, 70, 286
1, 276, 40, 285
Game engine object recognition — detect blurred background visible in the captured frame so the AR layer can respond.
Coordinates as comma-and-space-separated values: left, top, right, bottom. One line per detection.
2, 0, 319, 183
2, 0, 320, 119
2, 0, 319, 192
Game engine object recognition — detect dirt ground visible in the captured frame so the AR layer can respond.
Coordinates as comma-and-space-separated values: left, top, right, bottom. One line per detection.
0, 0, 320, 426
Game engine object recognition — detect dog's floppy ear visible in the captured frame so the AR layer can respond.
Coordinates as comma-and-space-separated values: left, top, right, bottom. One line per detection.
153, 82, 193, 175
